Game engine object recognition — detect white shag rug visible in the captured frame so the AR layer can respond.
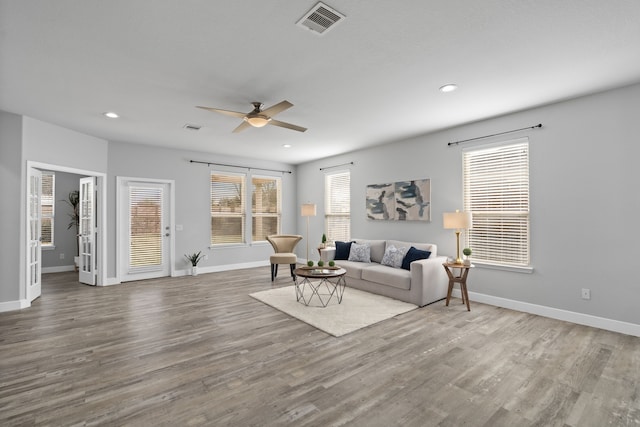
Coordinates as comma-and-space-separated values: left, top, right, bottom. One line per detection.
249, 285, 417, 337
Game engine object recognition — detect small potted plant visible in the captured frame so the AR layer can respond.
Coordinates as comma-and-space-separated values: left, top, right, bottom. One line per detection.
320, 233, 327, 249
462, 247, 472, 266
185, 251, 204, 276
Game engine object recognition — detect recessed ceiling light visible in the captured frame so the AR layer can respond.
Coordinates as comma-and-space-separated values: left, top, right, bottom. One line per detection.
103, 111, 119, 118
439, 84, 458, 93
282, 144, 292, 148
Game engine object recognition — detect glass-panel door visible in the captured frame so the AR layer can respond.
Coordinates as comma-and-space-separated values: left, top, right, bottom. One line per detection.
119, 179, 171, 282
27, 168, 42, 302
79, 176, 96, 285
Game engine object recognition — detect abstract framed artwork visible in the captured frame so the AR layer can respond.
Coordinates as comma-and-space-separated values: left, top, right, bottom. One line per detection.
366, 178, 430, 221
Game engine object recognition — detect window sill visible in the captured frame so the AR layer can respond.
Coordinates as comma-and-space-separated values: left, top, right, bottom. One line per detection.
473, 262, 533, 274
42, 245, 56, 251
209, 243, 248, 250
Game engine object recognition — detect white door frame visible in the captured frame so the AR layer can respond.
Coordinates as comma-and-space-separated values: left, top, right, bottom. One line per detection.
116, 176, 176, 282
25, 161, 107, 302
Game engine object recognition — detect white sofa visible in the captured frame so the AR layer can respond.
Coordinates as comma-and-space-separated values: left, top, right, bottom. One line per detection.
321, 238, 448, 307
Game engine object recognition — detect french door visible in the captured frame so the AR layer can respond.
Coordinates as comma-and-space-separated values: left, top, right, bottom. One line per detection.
79, 177, 96, 285
27, 168, 42, 302
119, 179, 173, 282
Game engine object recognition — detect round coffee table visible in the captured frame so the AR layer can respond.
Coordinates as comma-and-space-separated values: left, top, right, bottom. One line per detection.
293, 267, 347, 307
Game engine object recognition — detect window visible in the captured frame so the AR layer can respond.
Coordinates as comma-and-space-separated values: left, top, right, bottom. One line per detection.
252, 175, 281, 242
463, 139, 530, 267
211, 172, 245, 245
41, 172, 55, 247
129, 185, 163, 269
325, 170, 350, 242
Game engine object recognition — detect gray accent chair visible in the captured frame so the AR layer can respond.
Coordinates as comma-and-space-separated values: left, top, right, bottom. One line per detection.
266, 235, 303, 281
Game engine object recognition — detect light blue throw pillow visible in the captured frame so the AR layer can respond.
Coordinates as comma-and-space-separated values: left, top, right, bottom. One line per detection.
348, 242, 371, 263
381, 245, 407, 268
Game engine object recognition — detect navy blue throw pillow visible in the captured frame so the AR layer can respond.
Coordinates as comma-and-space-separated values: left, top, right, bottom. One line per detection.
401, 246, 431, 270
334, 241, 353, 260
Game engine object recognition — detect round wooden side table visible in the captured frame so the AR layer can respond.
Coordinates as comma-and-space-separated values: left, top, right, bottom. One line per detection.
442, 262, 474, 311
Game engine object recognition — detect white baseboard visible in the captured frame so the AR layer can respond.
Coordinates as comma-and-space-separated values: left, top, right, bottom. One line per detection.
451, 289, 640, 337
101, 277, 121, 286
175, 260, 270, 277
42, 265, 76, 274
0, 298, 30, 313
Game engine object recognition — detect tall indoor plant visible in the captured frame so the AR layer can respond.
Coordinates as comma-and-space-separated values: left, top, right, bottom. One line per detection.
63, 190, 80, 269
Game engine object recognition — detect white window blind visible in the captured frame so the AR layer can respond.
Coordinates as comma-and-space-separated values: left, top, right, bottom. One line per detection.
325, 170, 350, 242
41, 172, 55, 247
463, 140, 530, 267
211, 172, 245, 245
129, 186, 163, 270
252, 175, 281, 242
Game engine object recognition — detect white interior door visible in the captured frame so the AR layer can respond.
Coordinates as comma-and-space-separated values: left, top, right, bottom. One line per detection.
119, 180, 171, 282
27, 168, 42, 302
79, 176, 96, 285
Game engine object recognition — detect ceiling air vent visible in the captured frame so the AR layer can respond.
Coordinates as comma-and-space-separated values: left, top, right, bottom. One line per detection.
183, 124, 201, 131
296, 2, 345, 35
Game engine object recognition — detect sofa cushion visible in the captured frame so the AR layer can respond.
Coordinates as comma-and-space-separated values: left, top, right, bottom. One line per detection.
348, 242, 371, 262
334, 241, 353, 260
336, 260, 376, 280
387, 240, 434, 255
380, 244, 408, 268
362, 265, 412, 290
401, 246, 432, 270
353, 239, 386, 263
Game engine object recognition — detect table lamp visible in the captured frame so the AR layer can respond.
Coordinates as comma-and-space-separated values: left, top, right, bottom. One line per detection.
443, 210, 472, 264
301, 203, 316, 261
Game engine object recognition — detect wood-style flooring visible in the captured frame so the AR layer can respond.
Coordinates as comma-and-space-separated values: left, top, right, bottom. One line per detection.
1, 268, 639, 426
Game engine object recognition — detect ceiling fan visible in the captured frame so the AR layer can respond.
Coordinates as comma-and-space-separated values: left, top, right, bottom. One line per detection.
197, 100, 307, 133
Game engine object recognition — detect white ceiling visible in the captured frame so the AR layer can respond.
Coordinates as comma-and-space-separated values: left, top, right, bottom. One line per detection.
2, 1, 639, 165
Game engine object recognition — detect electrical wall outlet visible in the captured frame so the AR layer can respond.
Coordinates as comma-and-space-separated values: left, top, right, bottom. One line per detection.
203, 254, 208, 260
59, 253, 65, 260
581, 288, 591, 300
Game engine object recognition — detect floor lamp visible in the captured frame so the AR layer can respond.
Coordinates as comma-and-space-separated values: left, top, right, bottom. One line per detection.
301, 203, 316, 262
443, 210, 472, 264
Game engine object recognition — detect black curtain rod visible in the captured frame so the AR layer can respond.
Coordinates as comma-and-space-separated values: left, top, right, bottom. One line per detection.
319, 161, 354, 171
448, 123, 542, 146
189, 160, 292, 174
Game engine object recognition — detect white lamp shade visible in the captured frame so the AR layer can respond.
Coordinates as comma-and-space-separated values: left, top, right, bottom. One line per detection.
443, 211, 472, 229
301, 203, 317, 217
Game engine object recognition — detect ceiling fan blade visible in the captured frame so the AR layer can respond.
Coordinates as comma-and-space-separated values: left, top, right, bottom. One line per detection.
261, 100, 293, 117
232, 120, 252, 133
196, 106, 246, 119
268, 119, 307, 133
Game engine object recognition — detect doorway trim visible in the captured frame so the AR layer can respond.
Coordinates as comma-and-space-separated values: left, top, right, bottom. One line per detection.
25, 161, 107, 300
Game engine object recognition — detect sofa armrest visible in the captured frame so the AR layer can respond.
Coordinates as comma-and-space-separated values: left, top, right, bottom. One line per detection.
409, 255, 449, 306
320, 247, 336, 262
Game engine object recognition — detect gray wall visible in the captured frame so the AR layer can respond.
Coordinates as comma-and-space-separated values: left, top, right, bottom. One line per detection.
297, 83, 640, 325
41, 171, 86, 269
106, 141, 298, 277
0, 111, 24, 302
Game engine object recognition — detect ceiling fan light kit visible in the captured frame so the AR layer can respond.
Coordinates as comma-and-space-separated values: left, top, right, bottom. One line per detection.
245, 115, 271, 127
197, 100, 307, 133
